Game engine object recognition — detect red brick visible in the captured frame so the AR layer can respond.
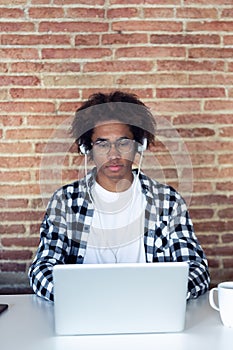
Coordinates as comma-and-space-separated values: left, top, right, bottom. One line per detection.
11, 62, 81, 73
42, 48, 112, 59
0, 22, 35, 31
191, 154, 215, 165
219, 154, 233, 164
219, 167, 233, 178
54, 0, 105, 4
0, 250, 32, 260
0, 115, 23, 126
157, 60, 224, 71
187, 20, 233, 32
157, 88, 225, 99
43, 74, 113, 87
102, 33, 147, 45
0, 171, 31, 182
0, 48, 39, 60
149, 100, 201, 113
116, 73, 187, 86
59, 102, 84, 112
173, 114, 233, 125
0, 156, 41, 168
0, 184, 41, 196
177, 8, 218, 19
0, 63, 8, 72
66, 8, 104, 18
222, 9, 233, 18
2, 237, 40, 247
82, 88, 153, 99
190, 195, 231, 206
223, 36, 233, 45
178, 127, 215, 138
219, 126, 233, 137
205, 100, 233, 111
0, 76, 40, 86
39, 21, 108, 32
75, 35, 100, 46
0, 211, 43, 222
197, 234, 219, 245
189, 209, 215, 220
186, 141, 233, 152
0, 224, 26, 234
190, 73, 233, 85
216, 182, 233, 191
0, 8, 24, 18
205, 245, 233, 256
112, 20, 182, 32
1, 34, 70, 46
0, 0, 27, 3
27, 115, 69, 126
207, 259, 220, 268
144, 8, 174, 18
10, 88, 80, 99
184, 0, 233, 4
29, 7, 64, 18
189, 48, 233, 59
30, 223, 41, 234
0, 141, 32, 153
223, 259, 233, 268
116, 47, 185, 58
107, 8, 139, 18
0, 102, 54, 113
0, 263, 26, 272
112, 0, 179, 3
222, 234, 233, 243
151, 34, 220, 45
84, 61, 153, 73
0, 198, 28, 208
31, 0, 50, 3
192, 167, 219, 179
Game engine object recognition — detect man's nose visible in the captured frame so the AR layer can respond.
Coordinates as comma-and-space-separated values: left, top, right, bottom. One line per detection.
107, 143, 120, 158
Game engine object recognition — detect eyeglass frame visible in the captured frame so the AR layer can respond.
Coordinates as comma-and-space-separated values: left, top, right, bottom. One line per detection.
91, 137, 137, 154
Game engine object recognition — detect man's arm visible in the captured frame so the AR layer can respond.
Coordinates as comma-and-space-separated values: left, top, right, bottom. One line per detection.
28, 192, 69, 302
168, 195, 210, 299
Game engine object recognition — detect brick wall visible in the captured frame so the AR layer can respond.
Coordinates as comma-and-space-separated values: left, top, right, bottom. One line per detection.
0, 0, 233, 294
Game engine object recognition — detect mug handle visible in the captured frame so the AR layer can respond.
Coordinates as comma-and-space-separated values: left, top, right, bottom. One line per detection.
209, 288, 220, 311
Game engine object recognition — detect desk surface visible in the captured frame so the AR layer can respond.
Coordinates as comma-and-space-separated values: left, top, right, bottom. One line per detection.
0, 293, 233, 350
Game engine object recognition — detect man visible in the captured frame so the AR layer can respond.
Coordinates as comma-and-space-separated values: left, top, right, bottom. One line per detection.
28, 90, 210, 301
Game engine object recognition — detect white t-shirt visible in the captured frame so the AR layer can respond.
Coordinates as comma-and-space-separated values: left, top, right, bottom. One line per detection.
83, 175, 147, 264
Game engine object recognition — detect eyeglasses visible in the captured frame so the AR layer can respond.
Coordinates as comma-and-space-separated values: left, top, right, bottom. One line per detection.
92, 138, 135, 154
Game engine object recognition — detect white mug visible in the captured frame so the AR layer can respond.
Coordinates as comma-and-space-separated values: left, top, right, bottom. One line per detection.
209, 281, 233, 327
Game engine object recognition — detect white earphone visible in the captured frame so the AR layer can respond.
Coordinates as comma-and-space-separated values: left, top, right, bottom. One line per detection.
137, 138, 147, 153
79, 143, 90, 155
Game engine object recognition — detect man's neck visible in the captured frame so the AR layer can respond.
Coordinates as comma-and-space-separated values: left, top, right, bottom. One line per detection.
96, 175, 134, 192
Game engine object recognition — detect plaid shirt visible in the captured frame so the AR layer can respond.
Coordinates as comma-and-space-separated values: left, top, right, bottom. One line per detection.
28, 169, 210, 301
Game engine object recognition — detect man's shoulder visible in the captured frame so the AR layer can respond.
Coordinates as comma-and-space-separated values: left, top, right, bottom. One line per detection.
138, 171, 182, 201
51, 176, 87, 201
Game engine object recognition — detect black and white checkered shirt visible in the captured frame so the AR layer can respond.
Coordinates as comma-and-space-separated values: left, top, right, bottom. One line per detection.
28, 169, 210, 301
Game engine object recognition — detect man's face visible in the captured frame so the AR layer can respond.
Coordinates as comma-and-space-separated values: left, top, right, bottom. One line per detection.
91, 121, 136, 192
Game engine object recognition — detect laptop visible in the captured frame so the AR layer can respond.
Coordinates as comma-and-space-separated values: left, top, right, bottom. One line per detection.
53, 262, 189, 335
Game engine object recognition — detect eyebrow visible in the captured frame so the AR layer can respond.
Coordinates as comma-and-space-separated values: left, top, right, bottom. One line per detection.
94, 136, 131, 142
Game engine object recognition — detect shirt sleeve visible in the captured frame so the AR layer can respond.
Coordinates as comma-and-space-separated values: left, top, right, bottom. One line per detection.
28, 191, 70, 302
167, 194, 210, 299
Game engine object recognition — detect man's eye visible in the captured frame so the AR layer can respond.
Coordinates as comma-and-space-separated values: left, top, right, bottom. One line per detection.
97, 142, 108, 148
118, 139, 131, 147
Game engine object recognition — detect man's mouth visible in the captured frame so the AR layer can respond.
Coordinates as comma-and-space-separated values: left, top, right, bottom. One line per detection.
105, 163, 123, 172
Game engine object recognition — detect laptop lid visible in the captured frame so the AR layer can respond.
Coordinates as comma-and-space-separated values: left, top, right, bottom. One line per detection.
53, 262, 189, 335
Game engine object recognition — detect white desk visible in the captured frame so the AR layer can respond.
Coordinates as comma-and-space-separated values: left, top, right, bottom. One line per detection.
0, 293, 233, 350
